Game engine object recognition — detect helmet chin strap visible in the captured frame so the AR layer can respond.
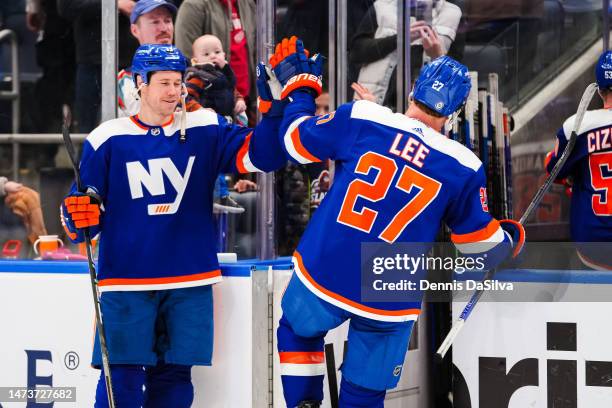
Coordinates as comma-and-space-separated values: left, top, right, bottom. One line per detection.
179, 84, 188, 142
446, 109, 460, 129
131, 82, 146, 100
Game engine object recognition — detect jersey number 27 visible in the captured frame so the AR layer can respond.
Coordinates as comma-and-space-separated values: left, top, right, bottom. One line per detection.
337, 151, 441, 243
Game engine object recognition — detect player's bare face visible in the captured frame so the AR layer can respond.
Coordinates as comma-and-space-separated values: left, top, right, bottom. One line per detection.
141, 71, 182, 119
131, 8, 173, 45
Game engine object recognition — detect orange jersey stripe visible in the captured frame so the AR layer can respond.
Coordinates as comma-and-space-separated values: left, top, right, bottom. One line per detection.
451, 219, 500, 244
279, 351, 325, 364
290, 126, 321, 163
98, 269, 221, 287
294, 251, 421, 317
236, 132, 253, 173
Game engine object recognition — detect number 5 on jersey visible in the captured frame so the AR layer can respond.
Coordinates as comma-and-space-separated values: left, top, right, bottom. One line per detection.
337, 151, 441, 243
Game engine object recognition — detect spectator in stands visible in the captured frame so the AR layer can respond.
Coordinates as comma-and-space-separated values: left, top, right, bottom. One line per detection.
57, 0, 137, 132
25, 0, 75, 140
186, 34, 247, 124
351, 0, 461, 108
0, 177, 47, 248
117, 0, 176, 117
175, 0, 256, 124
463, 0, 543, 87
185, 33, 248, 213
277, 0, 374, 89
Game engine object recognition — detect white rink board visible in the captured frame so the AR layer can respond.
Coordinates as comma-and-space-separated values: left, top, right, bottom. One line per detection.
0, 270, 253, 408
453, 282, 612, 408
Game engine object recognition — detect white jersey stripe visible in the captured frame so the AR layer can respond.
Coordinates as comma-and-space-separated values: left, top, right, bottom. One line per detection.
98, 275, 222, 292
280, 363, 327, 377
293, 257, 419, 323
453, 227, 506, 254
241, 150, 263, 173
284, 116, 314, 164
350, 100, 482, 171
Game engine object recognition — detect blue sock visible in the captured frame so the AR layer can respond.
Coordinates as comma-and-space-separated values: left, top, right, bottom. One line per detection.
338, 376, 386, 408
94, 365, 145, 408
277, 315, 325, 407
143, 362, 193, 408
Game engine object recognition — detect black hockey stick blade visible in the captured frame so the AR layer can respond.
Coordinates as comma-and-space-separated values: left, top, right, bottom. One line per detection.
61, 105, 83, 192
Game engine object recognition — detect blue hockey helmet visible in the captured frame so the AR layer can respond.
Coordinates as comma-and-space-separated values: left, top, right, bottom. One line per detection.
412, 56, 471, 117
132, 44, 187, 86
596, 50, 612, 90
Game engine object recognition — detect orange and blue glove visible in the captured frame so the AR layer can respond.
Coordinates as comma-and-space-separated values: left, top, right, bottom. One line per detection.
269, 36, 324, 99
500, 219, 526, 259
60, 192, 101, 243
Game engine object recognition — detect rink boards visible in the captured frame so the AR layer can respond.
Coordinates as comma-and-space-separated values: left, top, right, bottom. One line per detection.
0, 260, 428, 408
452, 269, 612, 408
1, 261, 611, 407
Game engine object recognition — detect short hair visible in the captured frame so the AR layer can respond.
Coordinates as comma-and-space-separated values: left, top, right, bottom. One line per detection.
413, 99, 445, 118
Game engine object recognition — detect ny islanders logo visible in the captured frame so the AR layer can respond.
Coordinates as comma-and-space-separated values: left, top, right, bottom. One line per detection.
126, 156, 195, 215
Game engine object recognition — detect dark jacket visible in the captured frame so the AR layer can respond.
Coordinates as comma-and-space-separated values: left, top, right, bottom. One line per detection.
185, 64, 237, 117
57, 0, 137, 67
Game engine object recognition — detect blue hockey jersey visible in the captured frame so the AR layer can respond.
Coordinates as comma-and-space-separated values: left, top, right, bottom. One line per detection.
74, 110, 285, 292
280, 92, 511, 322
546, 109, 612, 268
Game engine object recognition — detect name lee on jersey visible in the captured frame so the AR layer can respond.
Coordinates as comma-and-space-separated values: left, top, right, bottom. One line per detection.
388, 133, 430, 168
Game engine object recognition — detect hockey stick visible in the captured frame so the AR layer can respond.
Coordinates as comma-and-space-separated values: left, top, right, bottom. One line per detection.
324, 343, 339, 408
435, 83, 598, 362
61, 106, 116, 408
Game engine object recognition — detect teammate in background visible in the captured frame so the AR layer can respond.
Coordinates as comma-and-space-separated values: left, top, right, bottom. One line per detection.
272, 43, 525, 407
60, 44, 289, 407
545, 51, 612, 270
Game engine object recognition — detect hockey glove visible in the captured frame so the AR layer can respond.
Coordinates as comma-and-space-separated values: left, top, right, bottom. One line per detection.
256, 62, 286, 117
269, 36, 324, 99
500, 219, 525, 258
60, 192, 101, 243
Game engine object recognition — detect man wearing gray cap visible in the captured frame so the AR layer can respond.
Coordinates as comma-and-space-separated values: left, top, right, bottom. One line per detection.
118, 0, 177, 117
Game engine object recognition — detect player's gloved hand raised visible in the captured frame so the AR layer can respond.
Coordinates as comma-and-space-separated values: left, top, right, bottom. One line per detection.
269, 36, 324, 99
256, 62, 286, 117
500, 219, 525, 258
60, 192, 101, 243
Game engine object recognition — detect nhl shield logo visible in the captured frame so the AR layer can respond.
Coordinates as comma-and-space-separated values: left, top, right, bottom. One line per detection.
393, 365, 402, 377
151, 128, 161, 136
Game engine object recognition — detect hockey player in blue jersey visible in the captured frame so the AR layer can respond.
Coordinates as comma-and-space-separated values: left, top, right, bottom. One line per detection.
545, 51, 612, 270
59, 43, 292, 407
271, 39, 526, 407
